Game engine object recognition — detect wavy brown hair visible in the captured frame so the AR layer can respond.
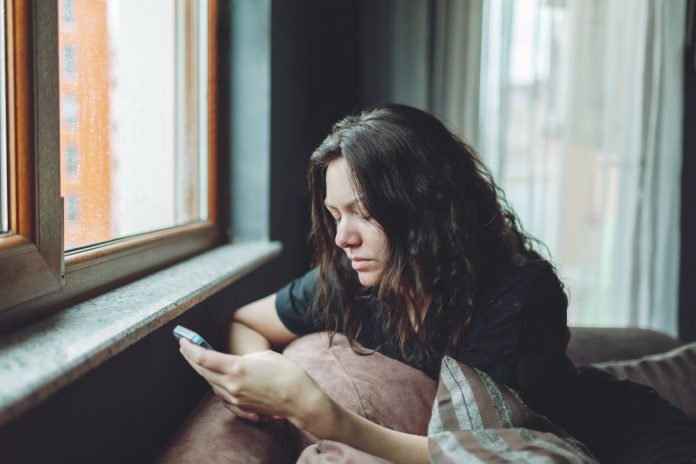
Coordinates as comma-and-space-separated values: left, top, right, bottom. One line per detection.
308, 104, 564, 373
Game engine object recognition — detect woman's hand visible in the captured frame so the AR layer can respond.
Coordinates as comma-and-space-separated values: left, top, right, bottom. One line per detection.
179, 339, 428, 463
178, 339, 335, 431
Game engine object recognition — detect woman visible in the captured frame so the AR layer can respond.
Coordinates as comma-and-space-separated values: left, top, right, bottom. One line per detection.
180, 104, 695, 463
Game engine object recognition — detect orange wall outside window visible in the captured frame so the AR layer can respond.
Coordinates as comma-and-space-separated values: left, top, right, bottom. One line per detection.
58, 0, 112, 250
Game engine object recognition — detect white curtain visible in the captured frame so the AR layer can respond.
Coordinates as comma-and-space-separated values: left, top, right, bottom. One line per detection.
430, 0, 685, 334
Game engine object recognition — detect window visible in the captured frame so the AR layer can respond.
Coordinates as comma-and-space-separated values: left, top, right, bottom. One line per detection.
66, 195, 79, 223
477, 0, 682, 331
58, 0, 209, 250
62, 0, 73, 25
62, 44, 75, 76
0, 0, 222, 330
65, 144, 79, 179
62, 94, 78, 127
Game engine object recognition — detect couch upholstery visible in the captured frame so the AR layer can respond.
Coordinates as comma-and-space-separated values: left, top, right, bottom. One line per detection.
156, 327, 684, 463
565, 327, 680, 365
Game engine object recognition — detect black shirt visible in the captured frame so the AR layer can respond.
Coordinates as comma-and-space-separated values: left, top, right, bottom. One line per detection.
276, 263, 575, 390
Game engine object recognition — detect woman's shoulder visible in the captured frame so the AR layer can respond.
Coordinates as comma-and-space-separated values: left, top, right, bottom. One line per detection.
481, 260, 564, 306
469, 260, 568, 338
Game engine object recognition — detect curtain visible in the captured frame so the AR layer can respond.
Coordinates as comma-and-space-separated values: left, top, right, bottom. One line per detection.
429, 0, 484, 144
427, 0, 685, 334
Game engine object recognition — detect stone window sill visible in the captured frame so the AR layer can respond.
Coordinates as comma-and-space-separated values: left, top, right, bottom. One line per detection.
0, 241, 281, 426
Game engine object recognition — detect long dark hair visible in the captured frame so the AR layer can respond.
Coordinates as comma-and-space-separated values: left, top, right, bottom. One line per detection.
308, 104, 563, 372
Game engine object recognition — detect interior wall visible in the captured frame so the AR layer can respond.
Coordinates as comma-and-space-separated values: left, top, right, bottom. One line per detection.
358, 0, 430, 108
269, 0, 361, 281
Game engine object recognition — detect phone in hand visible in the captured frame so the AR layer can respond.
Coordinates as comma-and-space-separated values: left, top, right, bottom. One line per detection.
173, 325, 213, 349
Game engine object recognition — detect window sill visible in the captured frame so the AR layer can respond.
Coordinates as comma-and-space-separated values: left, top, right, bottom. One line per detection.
0, 241, 282, 426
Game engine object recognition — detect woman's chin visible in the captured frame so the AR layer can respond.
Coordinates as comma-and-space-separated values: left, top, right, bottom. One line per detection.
357, 271, 380, 287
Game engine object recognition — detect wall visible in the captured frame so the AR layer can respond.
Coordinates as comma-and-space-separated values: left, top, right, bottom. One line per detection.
269, 0, 361, 280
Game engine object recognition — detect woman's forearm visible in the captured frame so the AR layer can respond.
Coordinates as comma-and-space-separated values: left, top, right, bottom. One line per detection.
226, 321, 272, 355
301, 395, 429, 464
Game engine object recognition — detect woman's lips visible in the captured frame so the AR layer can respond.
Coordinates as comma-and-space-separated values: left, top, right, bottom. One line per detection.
351, 258, 371, 271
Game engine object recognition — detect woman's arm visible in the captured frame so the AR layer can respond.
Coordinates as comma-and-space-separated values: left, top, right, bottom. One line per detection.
225, 294, 299, 354
318, 400, 429, 464
179, 340, 429, 464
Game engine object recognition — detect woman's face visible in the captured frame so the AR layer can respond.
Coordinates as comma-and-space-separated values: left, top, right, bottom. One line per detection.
324, 157, 388, 287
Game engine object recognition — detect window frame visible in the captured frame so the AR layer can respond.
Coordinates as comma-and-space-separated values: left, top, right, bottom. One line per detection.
0, 0, 224, 332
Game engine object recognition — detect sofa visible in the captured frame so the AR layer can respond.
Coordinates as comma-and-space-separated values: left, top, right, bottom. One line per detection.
156, 327, 694, 463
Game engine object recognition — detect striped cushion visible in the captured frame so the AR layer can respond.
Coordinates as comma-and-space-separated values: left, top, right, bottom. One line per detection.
428, 356, 598, 463
591, 341, 696, 420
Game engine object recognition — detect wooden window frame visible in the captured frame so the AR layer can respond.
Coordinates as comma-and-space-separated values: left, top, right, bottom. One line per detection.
0, 0, 224, 332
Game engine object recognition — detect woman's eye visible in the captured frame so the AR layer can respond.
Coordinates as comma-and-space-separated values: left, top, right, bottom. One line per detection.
354, 213, 371, 222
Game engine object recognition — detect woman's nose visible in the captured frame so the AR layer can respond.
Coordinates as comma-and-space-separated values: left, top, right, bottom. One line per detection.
335, 218, 360, 249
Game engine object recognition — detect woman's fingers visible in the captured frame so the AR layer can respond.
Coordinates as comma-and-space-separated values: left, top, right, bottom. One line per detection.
178, 339, 288, 422
179, 339, 241, 374
220, 400, 285, 423
180, 351, 227, 386
178, 339, 294, 424
221, 400, 260, 422
179, 342, 234, 388
210, 383, 237, 404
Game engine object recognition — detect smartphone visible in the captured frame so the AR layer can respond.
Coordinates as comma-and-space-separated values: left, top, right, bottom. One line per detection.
173, 325, 213, 349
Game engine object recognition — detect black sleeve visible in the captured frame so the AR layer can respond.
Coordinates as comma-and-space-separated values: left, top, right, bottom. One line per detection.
454, 263, 576, 392
275, 267, 324, 336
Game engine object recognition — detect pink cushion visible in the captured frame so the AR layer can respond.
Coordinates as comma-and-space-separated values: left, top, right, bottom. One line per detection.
282, 332, 437, 452
155, 392, 296, 464
296, 440, 392, 463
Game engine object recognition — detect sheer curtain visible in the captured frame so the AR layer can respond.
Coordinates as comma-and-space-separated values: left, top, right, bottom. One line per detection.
429, 0, 685, 333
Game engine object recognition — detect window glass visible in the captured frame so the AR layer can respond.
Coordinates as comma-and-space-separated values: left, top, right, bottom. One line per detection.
62, 94, 78, 128
63, 0, 74, 24
65, 144, 79, 179
0, 1, 7, 234
66, 194, 79, 223
58, 0, 208, 251
63, 44, 76, 76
